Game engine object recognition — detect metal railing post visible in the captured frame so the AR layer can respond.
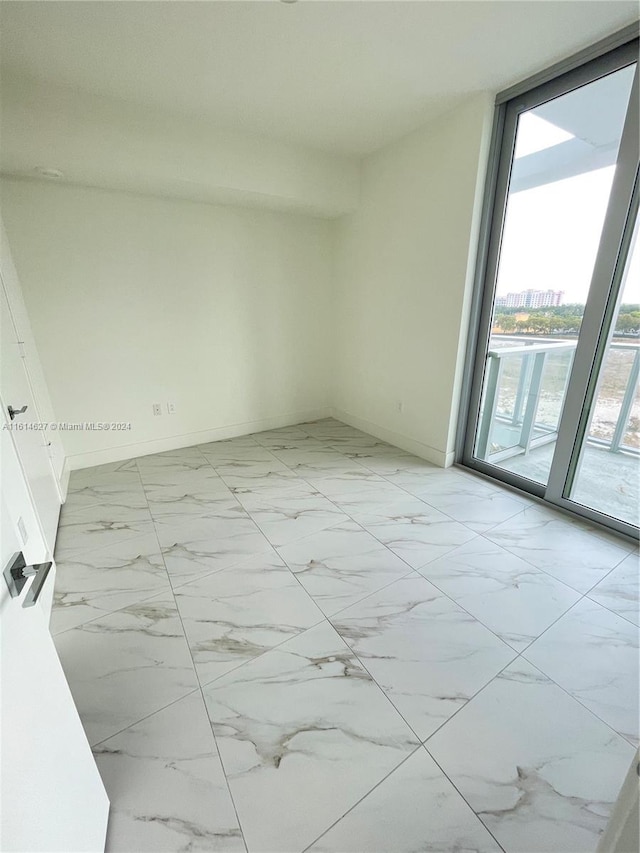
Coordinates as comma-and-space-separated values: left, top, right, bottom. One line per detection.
513, 351, 533, 426
519, 351, 547, 453
476, 354, 503, 461
610, 347, 640, 452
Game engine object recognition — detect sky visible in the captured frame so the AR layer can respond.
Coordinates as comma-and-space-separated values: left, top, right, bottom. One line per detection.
495, 116, 639, 307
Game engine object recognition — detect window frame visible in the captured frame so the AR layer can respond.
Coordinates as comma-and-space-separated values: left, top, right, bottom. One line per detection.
456, 28, 640, 541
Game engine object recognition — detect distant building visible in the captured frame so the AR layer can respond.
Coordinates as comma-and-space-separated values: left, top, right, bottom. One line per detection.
496, 289, 564, 309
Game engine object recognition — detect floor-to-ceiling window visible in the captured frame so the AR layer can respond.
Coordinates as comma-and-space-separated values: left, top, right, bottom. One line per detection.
462, 34, 639, 538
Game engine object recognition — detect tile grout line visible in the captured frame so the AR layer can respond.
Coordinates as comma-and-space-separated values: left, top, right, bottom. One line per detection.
198, 436, 438, 647
150, 430, 637, 750
65, 461, 212, 761
299, 745, 425, 853
171, 431, 640, 783
59, 422, 636, 852
134, 452, 252, 853
82, 443, 349, 701
284, 436, 637, 766
194, 613, 329, 692
89, 685, 203, 751
270, 445, 583, 663
389, 469, 632, 599
423, 746, 509, 853
148, 439, 412, 851
175, 427, 497, 848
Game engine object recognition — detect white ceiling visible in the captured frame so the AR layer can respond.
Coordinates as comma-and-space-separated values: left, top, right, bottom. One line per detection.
1, 1, 637, 156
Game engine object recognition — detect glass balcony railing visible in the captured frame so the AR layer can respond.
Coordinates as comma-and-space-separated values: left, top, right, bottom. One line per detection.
476, 336, 640, 467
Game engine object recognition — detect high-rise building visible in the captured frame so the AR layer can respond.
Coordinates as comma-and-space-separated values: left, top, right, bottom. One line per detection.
496, 289, 564, 308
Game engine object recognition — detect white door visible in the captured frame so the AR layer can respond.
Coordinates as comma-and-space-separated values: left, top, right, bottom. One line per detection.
0, 406, 110, 851
1, 234, 110, 850
0, 278, 61, 551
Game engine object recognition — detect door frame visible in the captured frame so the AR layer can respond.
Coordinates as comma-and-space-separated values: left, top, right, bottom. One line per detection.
457, 31, 640, 539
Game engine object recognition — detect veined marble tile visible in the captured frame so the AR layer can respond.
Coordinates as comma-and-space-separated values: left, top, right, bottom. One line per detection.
332, 575, 515, 740
94, 691, 244, 852
154, 512, 272, 583
252, 431, 328, 452
427, 659, 635, 853
270, 446, 369, 480
271, 444, 358, 463
145, 474, 239, 519
326, 436, 395, 452
51, 532, 171, 634
588, 550, 639, 626
332, 485, 437, 522
277, 521, 413, 616
339, 448, 427, 477
485, 506, 629, 593
199, 442, 281, 468
136, 447, 211, 481
308, 747, 500, 853
304, 471, 389, 502
251, 425, 313, 446
529, 503, 638, 555
294, 460, 377, 481
137, 465, 220, 494
420, 539, 580, 651
54, 501, 154, 560
68, 459, 140, 492
254, 438, 329, 454
63, 480, 148, 513
174, 552, 323, 684
140, 464, 222, 488
422, 492, 526, 533
239, 493, 349, 548
199, 435, 261, 453
202, 620, 418, 853
213, 457, 294, 480
300, 419, 366, 442
54, 595, 198, 745
524, 598, 639, 745
356, 504, 477, 569
223, 470, 313, 503
387, 467, 498, 501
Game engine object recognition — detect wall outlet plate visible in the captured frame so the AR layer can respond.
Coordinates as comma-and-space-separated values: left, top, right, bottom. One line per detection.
152, 403, 162, 416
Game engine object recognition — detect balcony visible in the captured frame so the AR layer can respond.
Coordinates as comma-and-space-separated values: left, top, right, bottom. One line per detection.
476, 335, 639, 525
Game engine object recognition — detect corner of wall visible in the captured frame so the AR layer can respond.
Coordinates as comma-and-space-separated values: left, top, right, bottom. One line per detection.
332, 408, 453, 468
444, 91, 497, 460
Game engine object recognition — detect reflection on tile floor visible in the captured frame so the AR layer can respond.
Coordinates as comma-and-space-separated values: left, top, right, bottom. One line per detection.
52, 419, 638, 853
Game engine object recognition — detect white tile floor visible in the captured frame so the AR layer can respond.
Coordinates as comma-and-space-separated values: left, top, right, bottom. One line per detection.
51, 419, 639, 853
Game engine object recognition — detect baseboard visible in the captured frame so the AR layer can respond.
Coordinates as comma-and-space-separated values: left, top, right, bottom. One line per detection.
65, 407, 333, 471
331, 408, 452, 468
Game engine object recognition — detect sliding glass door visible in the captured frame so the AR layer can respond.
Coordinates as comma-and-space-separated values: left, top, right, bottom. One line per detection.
569, 205, 639, 525
463, 38, 639, 537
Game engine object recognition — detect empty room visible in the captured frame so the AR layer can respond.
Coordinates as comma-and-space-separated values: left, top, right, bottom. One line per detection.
0, 2, 638, 852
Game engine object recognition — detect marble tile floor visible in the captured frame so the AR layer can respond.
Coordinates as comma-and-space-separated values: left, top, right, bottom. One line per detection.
51, 419, 639, 853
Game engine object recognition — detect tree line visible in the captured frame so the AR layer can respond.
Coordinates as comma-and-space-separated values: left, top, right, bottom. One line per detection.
494, 303, 640, 336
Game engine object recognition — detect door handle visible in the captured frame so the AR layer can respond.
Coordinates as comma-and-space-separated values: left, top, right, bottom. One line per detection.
3, 551, 52, 607
7, 404, 28, 421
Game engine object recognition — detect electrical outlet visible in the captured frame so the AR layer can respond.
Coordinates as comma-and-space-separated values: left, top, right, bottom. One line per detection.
167, 402, 176, 415
17, 516, 28, 545
152, 403, 162, 416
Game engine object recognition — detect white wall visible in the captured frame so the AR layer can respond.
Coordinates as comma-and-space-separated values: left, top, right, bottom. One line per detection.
0, 75, 359, 218
1, 179, 333, 468
1, 94, 494, 473
332, 94, 493, 466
